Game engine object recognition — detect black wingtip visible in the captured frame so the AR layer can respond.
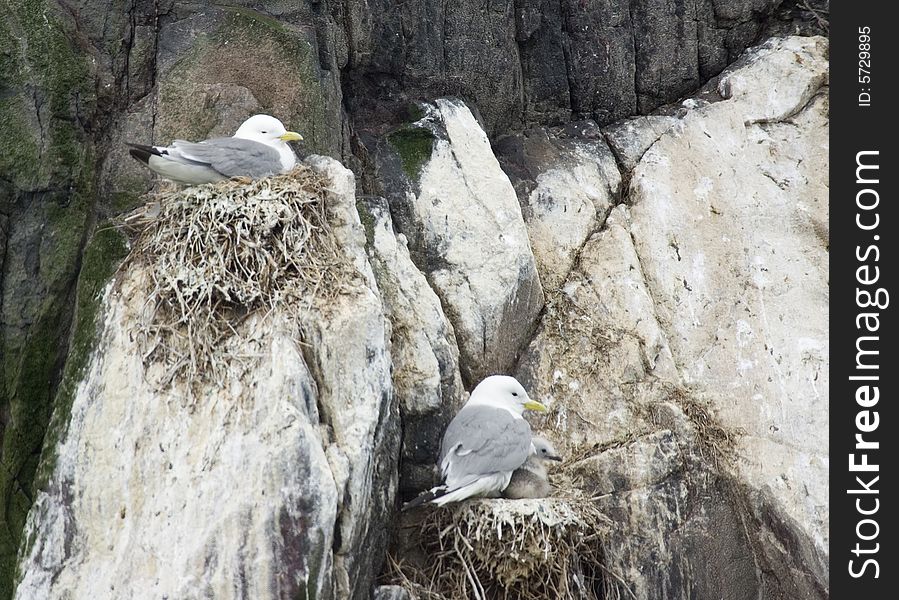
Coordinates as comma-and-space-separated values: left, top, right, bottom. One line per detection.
127, 143, 162, 165
401, 486, 447, 511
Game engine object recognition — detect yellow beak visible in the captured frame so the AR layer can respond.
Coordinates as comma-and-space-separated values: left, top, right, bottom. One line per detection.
279, 131, 303, 142
523, 400, 548, 413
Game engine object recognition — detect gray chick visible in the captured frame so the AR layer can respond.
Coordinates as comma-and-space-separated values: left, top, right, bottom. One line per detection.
502, 436, 562, 499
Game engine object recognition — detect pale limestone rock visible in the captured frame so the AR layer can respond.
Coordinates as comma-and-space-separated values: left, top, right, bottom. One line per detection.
16, 278, 340, 600
628, 36, 829, 574
717, 36, 828, 124
15, 159, 396, 600
523, 161, 602, 292
495, 125, 621, 292
517, 206, 680, 447
603, 114, 679, 172
360, 196, 465, 495
15, 31, 830, 600
399, 98, 545, 384
517, 36, 828, 599
307, 156, 379, 286
524, 154, 612, 290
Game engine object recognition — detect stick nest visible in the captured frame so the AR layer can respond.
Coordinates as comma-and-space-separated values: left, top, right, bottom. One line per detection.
118, 166, 354, 391
387, 491, 618, 600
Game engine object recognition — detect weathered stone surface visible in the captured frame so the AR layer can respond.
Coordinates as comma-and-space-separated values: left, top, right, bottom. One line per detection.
496, 122, 621, 292
360, 196, 465, 497
516, 35, 828, 599
572, 430, 765, 600
296, 158, 400, 600
1, 0, 829, 594
373, 98, 545, 385
98, 4, 347, 205
372, 584, 411, 600
603, 115, 680, 172
346, 0, 800, 131
572, 406, 823, 599
628, 35, 829, 577
1, 5, 350, 593
97, 98, 159, 215
345, 0, 523, 135
154, 6, 344, 155
517, 206, 680, 447
14, 159, 398, 600
513, 0, 570, 124
0, 4, 101, 592
1, 1, 825, 588
16, 298, 341, 599
557, 0, 638, 124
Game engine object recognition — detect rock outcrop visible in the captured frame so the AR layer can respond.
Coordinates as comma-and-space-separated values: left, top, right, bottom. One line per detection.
627, 35, 829, 567
346, 0, 818, 133
516, 35, 828, 598
360, 196, 465, 497
1, 6, 103, 589
0, 0, 829, 594
14, 159, 398, 600
0, 1, 826, 590
495, 122, 622, 293
1, 5, 348, 590
368, 99, 545, 386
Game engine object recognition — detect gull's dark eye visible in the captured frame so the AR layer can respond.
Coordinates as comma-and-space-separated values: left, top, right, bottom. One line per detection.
540, 448, 547, 453
511, 392, 518, 397
261, 131, 268, 134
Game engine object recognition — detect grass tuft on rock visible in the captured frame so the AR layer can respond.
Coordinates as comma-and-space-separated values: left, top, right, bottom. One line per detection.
118, 166, 354, 392
387, 485, 618, 600
388, 126, 435, 181
661, 385, 742, 470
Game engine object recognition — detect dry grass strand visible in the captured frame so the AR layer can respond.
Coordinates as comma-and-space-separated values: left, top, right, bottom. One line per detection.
387, 481, 622, 599
117, 166, 355, 395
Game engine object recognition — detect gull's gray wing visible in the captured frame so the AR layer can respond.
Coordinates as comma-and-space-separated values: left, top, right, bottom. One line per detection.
169, 138, 282, 178
439, 406, 532, 488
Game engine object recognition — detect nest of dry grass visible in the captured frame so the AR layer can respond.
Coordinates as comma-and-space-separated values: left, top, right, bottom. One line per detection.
387, 486, 620, 600
118, 166, 354, 391
671, 390, 742, 469
631, 382, 742, 471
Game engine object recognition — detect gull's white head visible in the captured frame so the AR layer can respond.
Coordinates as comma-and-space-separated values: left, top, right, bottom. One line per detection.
530, 437, 562, 463
233, 114, 302, 171
234, 114, 303, 144
466, 375, 547, 417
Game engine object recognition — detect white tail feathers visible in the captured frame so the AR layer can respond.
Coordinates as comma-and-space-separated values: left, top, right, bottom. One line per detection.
430, 472, 510, 506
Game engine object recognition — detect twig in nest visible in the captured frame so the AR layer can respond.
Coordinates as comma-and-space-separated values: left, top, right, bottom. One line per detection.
388, 494, 614, 600
115, 166, 357, 398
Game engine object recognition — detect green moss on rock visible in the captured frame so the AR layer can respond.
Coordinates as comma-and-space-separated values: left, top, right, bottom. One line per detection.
0, 199, 92, 598
387, 126, 435, 181
402, 101, 425, 124
0, 2, 99, 596
0, 95, 41, 193
0, 0, 95, 188
355, 199, 377, 248
33, 224, 128, 494
222, 5, 289, 33
0, 18, 39, 190
2, 224, 126, 595
155, 6, 340, 155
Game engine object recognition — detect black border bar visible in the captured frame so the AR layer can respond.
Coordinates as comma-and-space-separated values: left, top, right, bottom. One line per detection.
830, 4, 896, 597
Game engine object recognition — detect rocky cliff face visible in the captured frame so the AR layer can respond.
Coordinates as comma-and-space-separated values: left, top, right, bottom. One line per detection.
517, 36, 828, 598
15, 158, 399, 600
345, 0, 809, 133
1, 0, 827, 597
